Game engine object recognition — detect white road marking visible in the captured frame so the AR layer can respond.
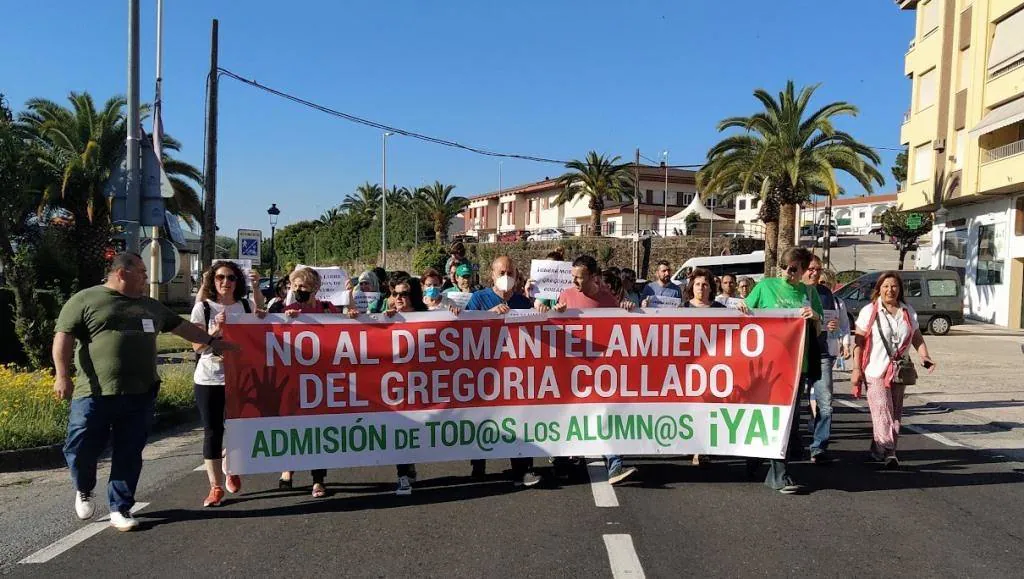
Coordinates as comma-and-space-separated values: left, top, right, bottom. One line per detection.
603, 534, 645, 578
585, 457, 619, 508
193, 463, 206, 471
19, 502, 150, 564
836, 399, 963, 447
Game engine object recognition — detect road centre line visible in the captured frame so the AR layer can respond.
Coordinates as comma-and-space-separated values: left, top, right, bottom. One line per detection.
586, 457, 619, 507
19, 502, 150, 564
603, 534, 645, 578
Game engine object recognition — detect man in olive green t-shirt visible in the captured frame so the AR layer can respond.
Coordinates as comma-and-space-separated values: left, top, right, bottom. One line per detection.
54, 253, 235, 531
743, 246, 822, 496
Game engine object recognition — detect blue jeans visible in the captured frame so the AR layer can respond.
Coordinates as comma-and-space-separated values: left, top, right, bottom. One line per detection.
605, 455, 622, 474
806, 357, 835, 456
63, 392, 155, 514
747, 375, 805, 489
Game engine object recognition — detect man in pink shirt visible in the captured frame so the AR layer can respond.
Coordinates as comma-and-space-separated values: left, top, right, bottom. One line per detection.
536, 254, 637, 484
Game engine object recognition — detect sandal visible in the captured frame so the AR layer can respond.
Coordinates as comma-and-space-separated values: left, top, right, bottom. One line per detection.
312, 483, 326, 498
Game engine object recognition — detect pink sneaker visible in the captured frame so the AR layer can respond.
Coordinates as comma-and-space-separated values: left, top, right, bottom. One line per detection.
225, 475, 242, 494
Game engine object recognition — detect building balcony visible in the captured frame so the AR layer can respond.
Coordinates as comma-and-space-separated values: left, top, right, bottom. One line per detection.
978, 143, 1024, 195
985, 61, 1024, 109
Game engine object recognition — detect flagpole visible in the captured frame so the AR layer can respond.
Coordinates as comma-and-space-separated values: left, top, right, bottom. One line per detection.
150, 0, 164, 299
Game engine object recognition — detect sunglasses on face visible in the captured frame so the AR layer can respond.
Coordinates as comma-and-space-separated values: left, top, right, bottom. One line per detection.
215, 274, 237, 282
392, 291, 410, 298
786, 266, 800, 275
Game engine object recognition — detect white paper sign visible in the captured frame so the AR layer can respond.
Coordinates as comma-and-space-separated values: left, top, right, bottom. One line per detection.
225, 259, 253, 281
725, 297, 746, 310
445, 292, 474, 309
646, 295, 681, 308
530, 260, 574, 300
352, 291, 380, 312
296, 264, 349, 305
823, 309, 841, 357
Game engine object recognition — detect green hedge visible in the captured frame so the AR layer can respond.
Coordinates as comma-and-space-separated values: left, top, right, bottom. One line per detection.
0, 287, 63, 365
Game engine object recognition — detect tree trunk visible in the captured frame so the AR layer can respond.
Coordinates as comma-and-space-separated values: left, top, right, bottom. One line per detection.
898, 248, 907, 270
591, 208, 602, 237
74, 223, 111, 287
763, 220, 779, 275
777, 202, 797, 266
0, 231, 52, 368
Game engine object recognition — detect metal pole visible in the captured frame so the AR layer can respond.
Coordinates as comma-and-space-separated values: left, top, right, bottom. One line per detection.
200, 19, 219, 271
126, 0, 141, 253
633, 148, 640, 272
662, 153, 668, 237
381, 132, 391, 268
149, 0, 164, 299
823, 193, 833, 269
269, 225, 275, 289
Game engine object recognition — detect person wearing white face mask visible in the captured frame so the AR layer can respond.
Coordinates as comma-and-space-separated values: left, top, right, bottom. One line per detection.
464, 256, 542, 488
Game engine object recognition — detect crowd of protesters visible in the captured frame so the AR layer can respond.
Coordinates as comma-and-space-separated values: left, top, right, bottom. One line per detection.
53, 241, 937, 529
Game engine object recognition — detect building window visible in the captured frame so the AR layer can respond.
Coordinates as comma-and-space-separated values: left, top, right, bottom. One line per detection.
941, 228, 969, 282
751, 198, 760, 209
738, 199, 747, 210
954, 129, 966, 169
921, 0, 939, 37
858, 210, 866, 219
605, 221, 617, 235
977, 223, 1005, 285
959, 48, 971, 91
987, 8, 1024, 77
913, 142, 933, 183
917, 67, 937, 111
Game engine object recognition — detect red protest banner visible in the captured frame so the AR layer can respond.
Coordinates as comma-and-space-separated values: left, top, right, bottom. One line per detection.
221, 309, 806, 473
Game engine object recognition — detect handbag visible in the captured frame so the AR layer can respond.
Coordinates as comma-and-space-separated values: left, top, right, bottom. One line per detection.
874, 309, 917, 386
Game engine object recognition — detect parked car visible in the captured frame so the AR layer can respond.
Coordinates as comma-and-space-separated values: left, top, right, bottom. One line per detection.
833, 269, 965, 335
498, 229, 531, 243
630, 229, 662, 240
528, 228, 572, 241
258, 277, 276, 300
672, 250, 766, 284
817, 230, 839, 246
449, 234, 479, 244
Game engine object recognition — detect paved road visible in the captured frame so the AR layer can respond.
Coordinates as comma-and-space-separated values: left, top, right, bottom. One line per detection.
5, 401, 1024, 578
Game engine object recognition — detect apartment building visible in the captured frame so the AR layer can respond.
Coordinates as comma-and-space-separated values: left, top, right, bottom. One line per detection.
799, 194, 898, 234
463, 166, 733, 239
899, 0, 1024, 327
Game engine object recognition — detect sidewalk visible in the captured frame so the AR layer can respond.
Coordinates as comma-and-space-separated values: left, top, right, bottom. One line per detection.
836, 325, 1024, 465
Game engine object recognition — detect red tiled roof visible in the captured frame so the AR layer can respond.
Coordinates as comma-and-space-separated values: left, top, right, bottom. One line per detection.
468, 165, 697, 202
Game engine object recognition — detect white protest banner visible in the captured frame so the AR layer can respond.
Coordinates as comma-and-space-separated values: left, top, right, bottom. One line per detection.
222, 309, 807, 474
530, 260, 574, 300
352, 291, 380, 312
444, 291, 473, 309
296, 264, 349, 305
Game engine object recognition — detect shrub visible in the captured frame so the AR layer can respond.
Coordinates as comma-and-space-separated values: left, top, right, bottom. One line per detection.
836, 270, 865, 286
412, 243, 448, 275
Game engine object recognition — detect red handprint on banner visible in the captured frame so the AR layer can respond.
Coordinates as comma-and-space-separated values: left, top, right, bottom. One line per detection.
234, 366, 292, 418
724, 358, 782, 405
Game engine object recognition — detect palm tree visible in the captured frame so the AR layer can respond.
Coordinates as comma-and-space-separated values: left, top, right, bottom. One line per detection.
552, 151, 633, 236
412, 181, 467, 243
341, 182, 381, 222
319, 207, 341, 226
20, 92, 208, 284
157, 133, 204, 229
698, 81, 883, 271
384, 185, 408, 212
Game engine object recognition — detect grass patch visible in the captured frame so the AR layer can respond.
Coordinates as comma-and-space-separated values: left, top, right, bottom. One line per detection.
0, 363, 197, 452
156, 315, 196, 354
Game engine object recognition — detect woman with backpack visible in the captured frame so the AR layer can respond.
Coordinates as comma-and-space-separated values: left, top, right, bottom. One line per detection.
191, 260, 265, 507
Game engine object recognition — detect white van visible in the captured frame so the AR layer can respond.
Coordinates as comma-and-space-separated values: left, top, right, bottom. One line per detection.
672, 250, 766, 285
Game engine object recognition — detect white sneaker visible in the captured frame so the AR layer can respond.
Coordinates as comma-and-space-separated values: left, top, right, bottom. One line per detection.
109, 511, 139, 532
395, 476, 412, 496
74, 491, 95, 520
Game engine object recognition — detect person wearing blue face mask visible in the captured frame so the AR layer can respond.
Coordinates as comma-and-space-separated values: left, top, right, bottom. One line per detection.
420, 268, 446, 310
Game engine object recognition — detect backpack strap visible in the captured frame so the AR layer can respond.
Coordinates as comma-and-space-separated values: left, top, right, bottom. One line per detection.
202, 300, 212, 331
241, 299, 252, 314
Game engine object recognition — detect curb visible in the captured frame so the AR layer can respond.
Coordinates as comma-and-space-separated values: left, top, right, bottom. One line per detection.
0, 407, 199, 473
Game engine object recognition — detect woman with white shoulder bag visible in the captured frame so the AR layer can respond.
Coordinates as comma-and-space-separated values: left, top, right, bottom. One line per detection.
851, 271, 936, 469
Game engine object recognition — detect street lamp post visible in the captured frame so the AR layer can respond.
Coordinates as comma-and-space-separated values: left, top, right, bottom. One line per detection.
661, 151, 669, 237
381, 132, 393, 268
267, 203, 280, 290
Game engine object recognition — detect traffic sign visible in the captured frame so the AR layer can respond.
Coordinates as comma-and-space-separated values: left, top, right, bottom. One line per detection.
906, 213, 923, 230
237, 229, 262, 265
139, 238, 180, 284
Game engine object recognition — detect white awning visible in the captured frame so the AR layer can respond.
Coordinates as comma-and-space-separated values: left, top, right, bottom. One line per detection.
968, 96, 1024, 137
668, 194, 728, 221
987, 8, 1024, 73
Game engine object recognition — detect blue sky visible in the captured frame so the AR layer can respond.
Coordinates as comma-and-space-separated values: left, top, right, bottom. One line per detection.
1, 0, 914, 238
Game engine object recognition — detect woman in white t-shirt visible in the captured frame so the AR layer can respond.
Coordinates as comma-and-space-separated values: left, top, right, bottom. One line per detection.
191, 260, 264, 507
851, 272, 936, 469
